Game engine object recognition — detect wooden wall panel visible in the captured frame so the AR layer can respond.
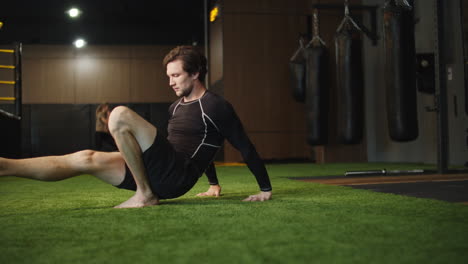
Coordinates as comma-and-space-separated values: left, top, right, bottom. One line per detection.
21, 59, 41, 103
21, 45, 176, 104
224, 13, 308, 132
221, 5, 310, 161
225, 132, 311, 162
23, 59, 75, 103
129, 46, 177, 102
42, 59, 75, 103
223, 0, 312, 14
74, 46, 131, 59
209, 19, 224, 86
75, 58, 131, 103
23, 45, 75, 59
217, 0, 367, 163
130, 59, 177, 103
130, 46, 173, 59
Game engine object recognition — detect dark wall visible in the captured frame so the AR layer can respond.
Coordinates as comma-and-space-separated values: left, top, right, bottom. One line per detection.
0, 1, 204, 46
0, 103, 171, 158
0, 109, 21, 158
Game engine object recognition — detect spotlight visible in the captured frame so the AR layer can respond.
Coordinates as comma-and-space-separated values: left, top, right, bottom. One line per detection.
73, 38, 87, 48
67, 8, 81, 18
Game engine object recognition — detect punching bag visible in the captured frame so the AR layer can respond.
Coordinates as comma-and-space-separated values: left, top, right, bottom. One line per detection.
383, 0, 418, 141
305, 10, 329, 145
335, 20, 364, 144
305, 42, 329, 145
289, 39, 306, 102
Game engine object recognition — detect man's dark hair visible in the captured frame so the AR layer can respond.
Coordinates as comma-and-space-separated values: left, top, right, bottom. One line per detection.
163, 46, 207, 83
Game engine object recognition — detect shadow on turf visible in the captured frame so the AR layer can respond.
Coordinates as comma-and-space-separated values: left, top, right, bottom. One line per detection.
0, 196, 274, 215
2, 188, 308, 214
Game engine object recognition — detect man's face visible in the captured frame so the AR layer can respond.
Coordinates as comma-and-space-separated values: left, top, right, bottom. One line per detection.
166, 60, 198, 98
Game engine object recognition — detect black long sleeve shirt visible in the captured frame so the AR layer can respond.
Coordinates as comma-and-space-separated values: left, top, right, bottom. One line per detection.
167, 91, 272, 192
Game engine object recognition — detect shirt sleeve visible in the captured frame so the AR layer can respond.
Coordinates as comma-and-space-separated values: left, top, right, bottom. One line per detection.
219, 102, 272, 192
204, 162, 219, 185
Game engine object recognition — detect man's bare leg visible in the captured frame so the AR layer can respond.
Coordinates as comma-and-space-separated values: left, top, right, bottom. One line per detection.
0, 151, 126, 186
108, 106, 159, 208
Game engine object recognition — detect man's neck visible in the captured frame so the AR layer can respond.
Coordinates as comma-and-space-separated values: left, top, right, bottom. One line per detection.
183, 82, 207, 102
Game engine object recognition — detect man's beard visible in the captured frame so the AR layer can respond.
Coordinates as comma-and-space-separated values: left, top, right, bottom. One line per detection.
178, 86, 193, 98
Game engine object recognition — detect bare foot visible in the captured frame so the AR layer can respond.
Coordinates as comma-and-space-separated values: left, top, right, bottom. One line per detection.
114, 193, 159, 209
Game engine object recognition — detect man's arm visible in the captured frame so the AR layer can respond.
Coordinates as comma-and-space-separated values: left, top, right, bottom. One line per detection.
220, 103, 272, 201
205, 162, 219, 185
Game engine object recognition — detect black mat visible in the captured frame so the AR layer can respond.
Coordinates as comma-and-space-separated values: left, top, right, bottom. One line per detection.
347, 180, 468, 203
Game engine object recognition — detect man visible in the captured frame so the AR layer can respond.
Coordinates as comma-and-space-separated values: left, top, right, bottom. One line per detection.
0, 46, 272, 208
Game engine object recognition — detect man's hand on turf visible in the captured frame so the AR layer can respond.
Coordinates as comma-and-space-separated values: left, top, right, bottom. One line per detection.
243, 191, 272, 202
196, 184, 222, 197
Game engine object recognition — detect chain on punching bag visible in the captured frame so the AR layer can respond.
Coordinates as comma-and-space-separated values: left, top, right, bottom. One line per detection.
289, 38, 306, 102
335, 2, 364, 144
383, 0, 418, 141
305, 9, 329, 145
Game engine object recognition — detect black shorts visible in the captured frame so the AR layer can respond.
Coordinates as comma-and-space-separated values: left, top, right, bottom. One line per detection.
116, 132, 201, 199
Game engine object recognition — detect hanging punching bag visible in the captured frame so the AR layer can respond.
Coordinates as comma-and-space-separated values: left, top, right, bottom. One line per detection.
335, 20, 364, 144
289, 39, 306, 102
383, 0, 418, 141
305, 44, 329, 145
305, 10, 329, 145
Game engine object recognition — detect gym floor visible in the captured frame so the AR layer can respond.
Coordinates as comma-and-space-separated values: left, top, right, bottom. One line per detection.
2, 163, 468, 263
294, 173, 468, 204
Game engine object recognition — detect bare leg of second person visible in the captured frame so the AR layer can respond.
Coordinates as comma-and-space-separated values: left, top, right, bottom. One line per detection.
108, 106, 159, 209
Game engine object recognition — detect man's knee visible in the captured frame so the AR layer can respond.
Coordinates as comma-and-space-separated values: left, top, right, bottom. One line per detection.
72, 150, 96, 170
108, 106, 132, 135
70, 150, 115, 174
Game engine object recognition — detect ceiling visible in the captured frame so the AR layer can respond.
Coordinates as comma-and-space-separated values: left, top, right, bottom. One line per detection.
0, 0, 206, 46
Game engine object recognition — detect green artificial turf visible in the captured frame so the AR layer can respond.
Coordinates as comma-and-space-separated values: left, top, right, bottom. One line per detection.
1, 163, 467, 264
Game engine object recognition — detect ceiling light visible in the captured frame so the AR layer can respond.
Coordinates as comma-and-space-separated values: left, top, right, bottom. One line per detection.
73, 38, 87, 48
67, 8, 81, 18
